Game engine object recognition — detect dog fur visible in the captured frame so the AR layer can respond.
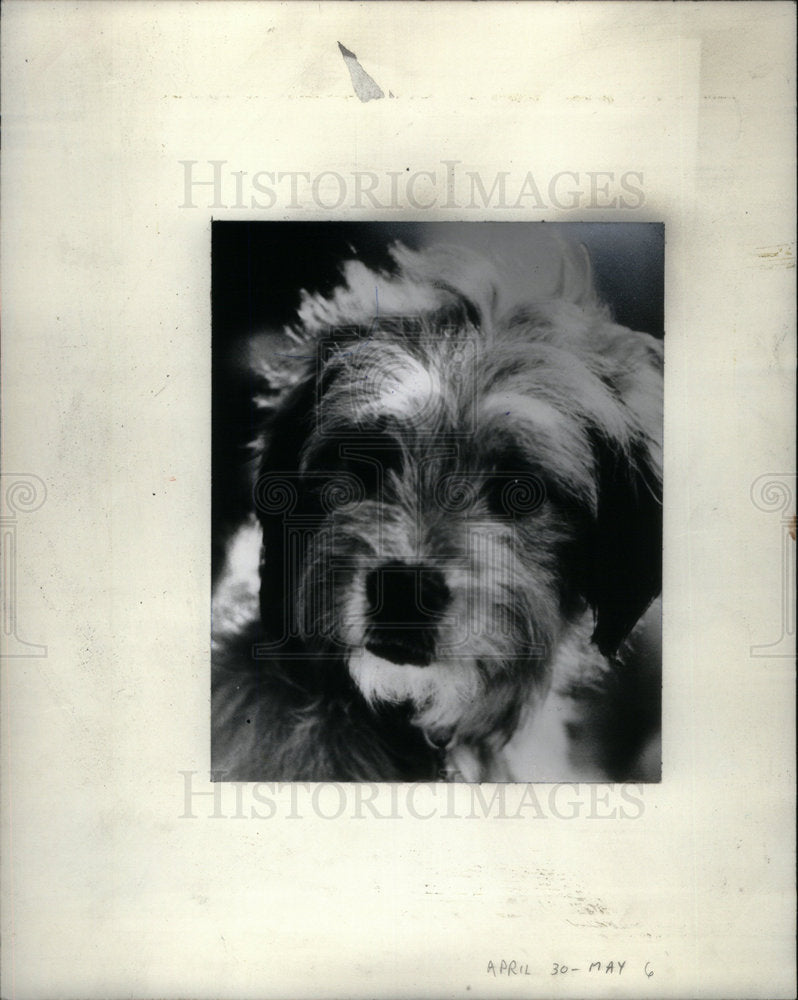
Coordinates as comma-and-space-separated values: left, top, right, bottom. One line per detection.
212, 241, 663, 782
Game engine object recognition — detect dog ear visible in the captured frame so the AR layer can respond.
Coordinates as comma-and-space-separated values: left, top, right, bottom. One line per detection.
587, 433, 662, 658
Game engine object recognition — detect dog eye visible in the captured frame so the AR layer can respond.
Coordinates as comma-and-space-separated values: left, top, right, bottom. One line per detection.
306, 436, 403, 495
485, 473, 546, 517
485, 477, 513, 516
344, 439, 404, 494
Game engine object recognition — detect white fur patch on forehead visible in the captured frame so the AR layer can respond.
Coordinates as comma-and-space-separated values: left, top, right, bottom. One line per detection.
363, 353, 443, 421
321, 341, 445, 425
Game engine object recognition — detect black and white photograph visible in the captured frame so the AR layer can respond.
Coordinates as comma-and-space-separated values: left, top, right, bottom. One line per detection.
2, 3, 794, 998
212, 223, 664, 782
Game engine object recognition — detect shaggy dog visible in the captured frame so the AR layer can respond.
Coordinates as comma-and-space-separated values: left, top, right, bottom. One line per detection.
212, 241, 663, 782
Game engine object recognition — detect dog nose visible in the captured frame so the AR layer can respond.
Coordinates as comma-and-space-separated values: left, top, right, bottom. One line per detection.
365, 561, 450, 626
364, 561, 450, 667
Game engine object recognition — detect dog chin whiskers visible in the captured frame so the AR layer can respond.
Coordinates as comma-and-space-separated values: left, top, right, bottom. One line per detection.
347, 649, 483, 738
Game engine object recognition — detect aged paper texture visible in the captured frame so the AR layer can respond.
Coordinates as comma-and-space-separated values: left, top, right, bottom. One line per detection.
1, 2, 795, 998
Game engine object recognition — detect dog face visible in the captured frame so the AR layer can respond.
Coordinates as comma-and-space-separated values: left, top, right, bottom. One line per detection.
254, 245, 663, 750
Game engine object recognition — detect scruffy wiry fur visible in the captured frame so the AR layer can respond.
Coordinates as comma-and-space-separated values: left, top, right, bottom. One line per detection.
212, 242, 663, 781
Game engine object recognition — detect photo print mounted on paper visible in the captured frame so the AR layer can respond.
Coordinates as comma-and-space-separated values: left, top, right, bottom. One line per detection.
211, 222, 664, 783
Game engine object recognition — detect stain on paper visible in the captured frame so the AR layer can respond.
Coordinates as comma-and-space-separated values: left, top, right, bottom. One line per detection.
754, 244, 795, 269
